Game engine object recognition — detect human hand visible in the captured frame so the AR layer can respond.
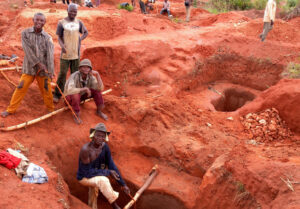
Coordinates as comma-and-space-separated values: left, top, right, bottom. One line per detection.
271, 20, 274, 26
122, 185, 131, 197
110, 170, 120, 181
36, 63, 47, 72
62, 46, 67, 53
90, 70, 99, 76
85, 87, 91, 97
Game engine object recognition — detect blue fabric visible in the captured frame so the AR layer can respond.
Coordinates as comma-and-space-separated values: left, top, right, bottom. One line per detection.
77, 143, 126, 186
22, 163, 48, 184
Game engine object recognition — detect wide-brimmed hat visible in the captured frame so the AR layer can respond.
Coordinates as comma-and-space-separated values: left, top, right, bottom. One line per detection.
79, 59, 93, 70
89, 123, 110, 135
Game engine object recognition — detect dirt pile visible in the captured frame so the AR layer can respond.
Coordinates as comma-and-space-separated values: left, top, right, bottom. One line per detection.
240, 108, 293, 142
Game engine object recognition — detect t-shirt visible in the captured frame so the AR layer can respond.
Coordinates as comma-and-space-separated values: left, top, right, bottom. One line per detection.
56, 18, 87, 60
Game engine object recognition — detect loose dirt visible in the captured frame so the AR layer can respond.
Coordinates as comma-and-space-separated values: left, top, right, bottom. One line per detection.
0, 0, 299, 209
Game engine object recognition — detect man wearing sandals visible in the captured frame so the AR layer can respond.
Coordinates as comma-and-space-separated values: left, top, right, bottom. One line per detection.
64, 59, 108, 123
1, 13, 54, 118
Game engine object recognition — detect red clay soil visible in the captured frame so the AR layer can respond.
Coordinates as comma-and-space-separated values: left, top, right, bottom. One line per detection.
0, 1, 299, 209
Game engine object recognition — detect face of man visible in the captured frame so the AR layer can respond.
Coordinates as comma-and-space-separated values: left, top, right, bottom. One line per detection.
68, 7, 77, 20
93, 131, 106, 147
79, 66, 91, 77
33, 15, 46, 31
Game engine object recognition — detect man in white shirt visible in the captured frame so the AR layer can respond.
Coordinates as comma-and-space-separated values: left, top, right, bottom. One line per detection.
160, 0, 172, 17
260, 0, 276, 42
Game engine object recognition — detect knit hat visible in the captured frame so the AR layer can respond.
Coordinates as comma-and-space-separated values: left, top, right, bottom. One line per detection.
79, 59, 93, 70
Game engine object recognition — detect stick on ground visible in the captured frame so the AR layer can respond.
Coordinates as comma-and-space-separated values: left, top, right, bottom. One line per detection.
0, 89, 112, 131
124, 165, 158, 209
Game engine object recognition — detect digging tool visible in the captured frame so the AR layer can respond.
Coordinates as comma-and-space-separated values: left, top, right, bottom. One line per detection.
123, 165, 159, 209
208, 86, 224, 98
0, 65, 22, 72
0, 89, 112, 131
51, 82, 81, 124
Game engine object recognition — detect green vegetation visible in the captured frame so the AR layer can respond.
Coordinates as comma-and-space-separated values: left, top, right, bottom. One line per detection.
117, 3, 134, 12
206, 0, 299, 13
281, 62, 300, 78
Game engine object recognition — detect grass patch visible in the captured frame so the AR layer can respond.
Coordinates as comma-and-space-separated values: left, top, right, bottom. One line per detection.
117, 3, 134, 11
172, 17, 183, 23
205, 0, 297, 14
281, 62, 300, 78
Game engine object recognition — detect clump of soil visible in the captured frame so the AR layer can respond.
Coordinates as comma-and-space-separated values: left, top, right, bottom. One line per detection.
240, 108, 293, 142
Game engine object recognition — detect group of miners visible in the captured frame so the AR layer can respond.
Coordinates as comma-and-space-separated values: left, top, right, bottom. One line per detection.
0, 0, 277, 209
1, 5, 130, 209
1, 3, 107, 124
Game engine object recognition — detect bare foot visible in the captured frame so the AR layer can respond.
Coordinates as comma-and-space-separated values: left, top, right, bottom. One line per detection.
73, 113, 82, 124
1, 111, 10, 118
53, 96, 60, 103
97, 110, 108, 121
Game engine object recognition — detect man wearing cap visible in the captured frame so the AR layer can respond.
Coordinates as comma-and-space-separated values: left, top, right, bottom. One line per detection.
53, 3, 88, 103
64, 59, 108, 123
77, 123, 130, 209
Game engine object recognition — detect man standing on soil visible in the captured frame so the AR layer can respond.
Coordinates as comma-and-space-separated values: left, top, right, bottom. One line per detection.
260, 0, 276, 42
184, 0, 193, 22
64, 59, 108, 124
53, 3, 88, 103
77, 123, 130, 209
1, 13, 54, 118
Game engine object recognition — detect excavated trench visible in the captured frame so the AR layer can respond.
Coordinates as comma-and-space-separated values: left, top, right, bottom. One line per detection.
212, 88, 256, 112
47, 146, 188, 209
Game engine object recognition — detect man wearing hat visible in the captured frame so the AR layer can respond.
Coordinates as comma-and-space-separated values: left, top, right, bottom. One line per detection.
64, 58, 108, 124
77, 123, 130, 209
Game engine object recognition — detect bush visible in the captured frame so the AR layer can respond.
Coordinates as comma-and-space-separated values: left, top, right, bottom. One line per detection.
253, 0, 267, 10
287, 0, 297, 8
281, 62, 300, 78
117, 3, 134, 11
209, 0, 253, 12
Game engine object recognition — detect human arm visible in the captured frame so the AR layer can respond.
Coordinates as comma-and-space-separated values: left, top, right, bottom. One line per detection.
46, 36, 55, 78
79, 21, 88, 41
270, 2, 276, 23
104, 144, 126, 186
90, 70, 104, 91
56, 22, 66, 53
65, 74, 91, 96
78, 146, 111, 178
21, 30, 43, 71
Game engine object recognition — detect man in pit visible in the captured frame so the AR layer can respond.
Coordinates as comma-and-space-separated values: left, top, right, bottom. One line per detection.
77, 123, 130, 209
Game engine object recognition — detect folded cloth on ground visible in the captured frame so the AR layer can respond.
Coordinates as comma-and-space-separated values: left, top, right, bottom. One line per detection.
0, 151, 21, 169
7, 148, 30, 178
22, 163, 48, 184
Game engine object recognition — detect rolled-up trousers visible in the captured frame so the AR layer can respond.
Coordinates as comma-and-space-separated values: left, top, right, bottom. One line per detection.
79, 176, 119, 209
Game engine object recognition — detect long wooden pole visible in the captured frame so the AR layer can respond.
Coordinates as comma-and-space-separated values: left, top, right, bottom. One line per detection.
123, 165, 159, 209
0, 66, 22, 71
0, 89, 112, 131
52, 82, 81, 123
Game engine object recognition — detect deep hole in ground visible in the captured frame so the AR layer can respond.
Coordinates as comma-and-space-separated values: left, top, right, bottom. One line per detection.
212, 88, 256, 112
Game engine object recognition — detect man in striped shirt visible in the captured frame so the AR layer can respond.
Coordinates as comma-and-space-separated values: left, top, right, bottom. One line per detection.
1, 13, 54, 118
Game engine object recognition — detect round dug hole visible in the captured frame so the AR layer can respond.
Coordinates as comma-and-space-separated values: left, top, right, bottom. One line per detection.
136, 191, 187, 209
212, 88, 256, 112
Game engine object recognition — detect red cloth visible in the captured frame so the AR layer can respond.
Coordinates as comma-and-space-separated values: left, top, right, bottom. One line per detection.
0, 151, 21, 169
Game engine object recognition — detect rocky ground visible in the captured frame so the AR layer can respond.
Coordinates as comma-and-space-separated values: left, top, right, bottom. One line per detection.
0, 0, 299, 209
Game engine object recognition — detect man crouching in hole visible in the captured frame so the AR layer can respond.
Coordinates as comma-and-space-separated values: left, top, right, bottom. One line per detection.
77, 123, 130, 209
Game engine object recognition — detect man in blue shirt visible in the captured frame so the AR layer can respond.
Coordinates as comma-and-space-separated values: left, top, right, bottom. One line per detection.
77, 123, 130, 209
